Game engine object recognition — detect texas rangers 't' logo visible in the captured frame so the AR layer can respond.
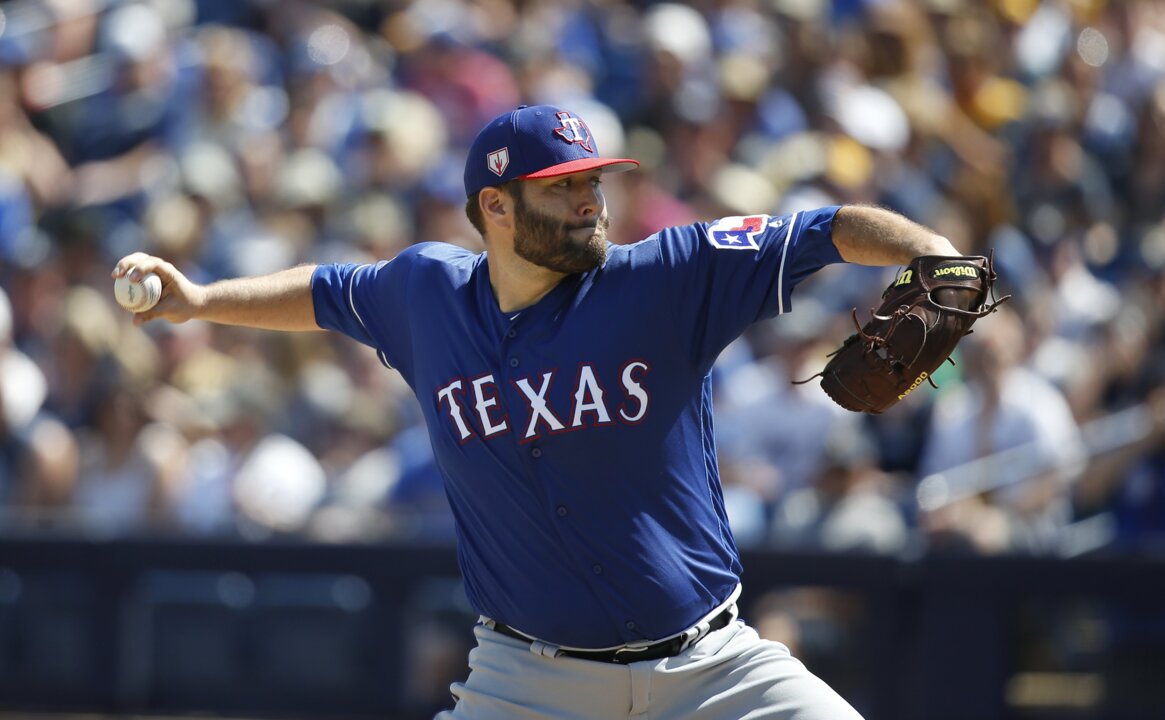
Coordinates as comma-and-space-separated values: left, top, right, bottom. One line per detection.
553, 111, 594, 152
487, 147, 510, 176
707, 215, 772, 251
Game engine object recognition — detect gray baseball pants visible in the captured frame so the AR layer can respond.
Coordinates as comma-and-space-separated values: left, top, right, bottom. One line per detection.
434, 619, 866, 720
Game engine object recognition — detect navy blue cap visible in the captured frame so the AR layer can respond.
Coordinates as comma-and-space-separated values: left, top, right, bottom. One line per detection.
463, 105, 639, 197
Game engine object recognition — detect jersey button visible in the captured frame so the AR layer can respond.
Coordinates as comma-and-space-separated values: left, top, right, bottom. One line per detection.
556, 505, 567, 517
625, 621, 636, 630
507, 329, 517, 338
509, 357, 519, 368
591, 564, 602, 575
531, 448, 542, 458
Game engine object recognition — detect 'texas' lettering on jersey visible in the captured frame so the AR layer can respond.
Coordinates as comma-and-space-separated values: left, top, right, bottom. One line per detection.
435, 360, 651, 443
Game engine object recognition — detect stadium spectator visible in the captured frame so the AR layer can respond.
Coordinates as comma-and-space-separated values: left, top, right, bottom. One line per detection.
917, 305, 1084, 554
0, 0, 1155, 560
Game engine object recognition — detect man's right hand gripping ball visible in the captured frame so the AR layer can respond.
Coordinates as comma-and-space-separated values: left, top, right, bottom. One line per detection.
802, 254, 1009, 414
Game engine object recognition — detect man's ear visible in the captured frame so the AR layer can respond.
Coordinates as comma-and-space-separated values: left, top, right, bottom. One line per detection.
480, 187, 513, 230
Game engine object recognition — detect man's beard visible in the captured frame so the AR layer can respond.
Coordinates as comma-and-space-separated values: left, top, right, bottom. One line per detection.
511, 187, 609, 275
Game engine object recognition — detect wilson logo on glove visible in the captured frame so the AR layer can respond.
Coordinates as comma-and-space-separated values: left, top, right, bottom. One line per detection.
932, 264, 979, 279
795, 253, 1010, 414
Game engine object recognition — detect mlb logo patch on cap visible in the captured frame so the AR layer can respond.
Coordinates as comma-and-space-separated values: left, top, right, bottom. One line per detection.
464, 105, 639, 197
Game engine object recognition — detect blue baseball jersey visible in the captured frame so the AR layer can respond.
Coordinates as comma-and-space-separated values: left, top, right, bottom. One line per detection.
312, 206, 844, 648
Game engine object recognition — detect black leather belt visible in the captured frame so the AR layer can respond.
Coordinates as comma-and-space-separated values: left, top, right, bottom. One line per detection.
491, 605, 735, 664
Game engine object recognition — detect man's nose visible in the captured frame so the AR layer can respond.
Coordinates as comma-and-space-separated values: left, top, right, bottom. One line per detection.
576, 185, 601, 216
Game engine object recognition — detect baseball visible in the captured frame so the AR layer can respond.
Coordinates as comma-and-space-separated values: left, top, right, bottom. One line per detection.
114, 272, 163, 313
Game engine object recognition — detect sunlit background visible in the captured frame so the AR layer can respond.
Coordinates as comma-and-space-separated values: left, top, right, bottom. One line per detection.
0, 0, 1162, 718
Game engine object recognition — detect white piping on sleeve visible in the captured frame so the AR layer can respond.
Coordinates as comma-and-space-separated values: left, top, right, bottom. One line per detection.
776, 212, 798, 315
347, 263, 394, 369
347, 263, 372, 334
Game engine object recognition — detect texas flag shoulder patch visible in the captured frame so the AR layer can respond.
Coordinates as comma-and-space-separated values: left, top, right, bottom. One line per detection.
707, 215, 776, 251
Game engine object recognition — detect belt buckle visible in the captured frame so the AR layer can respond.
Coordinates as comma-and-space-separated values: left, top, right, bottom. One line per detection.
611, 642, 653, 663
675, 624, 705, 654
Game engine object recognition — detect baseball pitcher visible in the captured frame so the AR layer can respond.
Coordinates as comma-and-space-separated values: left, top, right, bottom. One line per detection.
113, 105, 999, 719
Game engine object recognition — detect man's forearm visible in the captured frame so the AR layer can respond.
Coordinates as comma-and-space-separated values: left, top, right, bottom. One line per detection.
197, 264, 320, 331
831, 205, 960, 266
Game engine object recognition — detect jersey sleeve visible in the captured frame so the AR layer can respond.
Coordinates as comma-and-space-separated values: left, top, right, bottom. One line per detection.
312, 248, 419, 375
648, 205, 844, 371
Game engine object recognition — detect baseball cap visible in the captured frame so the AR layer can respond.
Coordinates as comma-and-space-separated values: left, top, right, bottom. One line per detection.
463, 105, 639, 197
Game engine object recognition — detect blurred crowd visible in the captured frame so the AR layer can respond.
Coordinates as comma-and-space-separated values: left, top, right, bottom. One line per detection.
0, 0, 1162, 557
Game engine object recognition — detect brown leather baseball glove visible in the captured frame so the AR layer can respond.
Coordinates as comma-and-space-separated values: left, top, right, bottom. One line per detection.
798, 254, 1009, 414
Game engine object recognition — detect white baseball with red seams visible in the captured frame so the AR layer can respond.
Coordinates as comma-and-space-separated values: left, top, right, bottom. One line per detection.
113, 272, 162, 313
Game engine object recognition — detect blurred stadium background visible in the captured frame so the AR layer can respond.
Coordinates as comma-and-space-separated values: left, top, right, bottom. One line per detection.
0, 0, 1162, 718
